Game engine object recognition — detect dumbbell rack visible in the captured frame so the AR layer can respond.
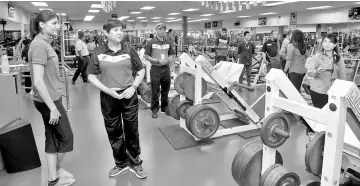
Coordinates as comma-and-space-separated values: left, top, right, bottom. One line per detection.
178, 53, 262, 141
263, 69, 360, 186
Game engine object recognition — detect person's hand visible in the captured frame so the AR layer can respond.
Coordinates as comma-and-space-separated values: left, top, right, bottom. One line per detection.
264, 60, 270, 65
49, 107, 61, 125
158, 59, 167, 65
120, 86, 136, 99
316, 68, 327, 74
108, 88, 122, 99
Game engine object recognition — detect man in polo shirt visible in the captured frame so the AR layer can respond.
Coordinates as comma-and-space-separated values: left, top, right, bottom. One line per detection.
144, 23, 175, 119
215, 28, 230, 64
238, 31, 255, 89
72, 31, 90, 84
262, 30, 281, 72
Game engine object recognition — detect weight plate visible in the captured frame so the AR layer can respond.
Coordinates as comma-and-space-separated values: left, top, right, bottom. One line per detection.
264, 165, 301, 186
176, 100, 193, 119
169, 94, 180, 105
168, 94, 180, 120
185, 105, 203, 130
305, 131, 325, 176
261, 164, 281, 186
260, 112, 290, 148
231, 140, 284, 186
171, 103, 180, 120
174, 72, 192, 95
187, 105, 220, 139
300, 180, 320, 186
183, 75, 207, 102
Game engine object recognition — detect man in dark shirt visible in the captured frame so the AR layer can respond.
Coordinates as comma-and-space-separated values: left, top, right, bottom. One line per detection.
215, 28, 230, 64
238, 31, 255, 87
262, 30, 281, 72
144, 23, 175, 118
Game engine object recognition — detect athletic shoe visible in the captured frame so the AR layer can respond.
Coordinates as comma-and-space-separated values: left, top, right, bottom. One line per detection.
152, 113, 158, 118
48, 177, 76, 186
108, 165, 129, 177
130, 164, 147, 179
57, 168, 74, 179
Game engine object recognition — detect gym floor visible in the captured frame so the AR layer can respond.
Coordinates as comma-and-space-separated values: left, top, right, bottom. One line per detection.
0, 80, 320, 186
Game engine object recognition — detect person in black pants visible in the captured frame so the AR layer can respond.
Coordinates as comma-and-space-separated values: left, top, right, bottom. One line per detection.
215, 28, 230, 64
72, 31, 89, 84
87, 18, 146, 179
21, 39, 32, 94
144, 23, 175, 119
238, 31, 255, 89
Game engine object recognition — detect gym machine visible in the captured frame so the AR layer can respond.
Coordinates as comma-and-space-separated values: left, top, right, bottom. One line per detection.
167, 53, 262, 141
231, 69, 360, 186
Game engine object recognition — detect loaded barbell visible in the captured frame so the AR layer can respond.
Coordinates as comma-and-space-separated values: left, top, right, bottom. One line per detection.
260, 112, 291, 148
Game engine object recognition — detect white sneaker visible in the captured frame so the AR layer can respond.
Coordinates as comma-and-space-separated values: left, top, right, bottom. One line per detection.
57, 168, 74, 179
48, 177, 76, 186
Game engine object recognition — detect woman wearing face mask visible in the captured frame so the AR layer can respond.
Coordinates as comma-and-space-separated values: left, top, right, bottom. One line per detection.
29, 10, 75, 186
283, 30, 309, 92
305, 33, 346, 108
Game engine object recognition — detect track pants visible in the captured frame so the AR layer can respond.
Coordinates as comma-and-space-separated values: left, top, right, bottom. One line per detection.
100, 91, 142, 166
150, 65, 171, 114
72, 56, 89, 82
239, 65, 252, 86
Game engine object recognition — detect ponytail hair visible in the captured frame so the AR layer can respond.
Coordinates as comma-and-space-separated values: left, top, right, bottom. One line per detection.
29, 10, 58, 40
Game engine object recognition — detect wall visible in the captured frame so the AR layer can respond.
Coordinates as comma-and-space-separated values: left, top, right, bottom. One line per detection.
2, 20, 21, 31
0, 1, 32, 25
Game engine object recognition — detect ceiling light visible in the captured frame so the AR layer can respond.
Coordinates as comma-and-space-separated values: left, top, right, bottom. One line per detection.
153, 20, 161, 22
88, 9, 100, 13
91, 4, 103, 8
166, 17, 176, 20
263, 1, 298, 7
201, 14, 214, 17
131, 12, 142, 14
183, 8, 199, 12
39, 8, 53, 11
165, 19, 182, 23
140, 20, 148, 22
356, 2, 360, 4
237, 16, 250, 18
306, 6, 332, 10
220, 10, 236, 13
140, 6, 155, 10
168, 13, 180, 15
259, 12, 277, 15
84, 15, 95, 21
151, 17, 162, 19
127, 20, 135, 22
119, 16, 130, 20
31, 2, 48, 6
188, 18, 208, 23
136, 17, 146, 19
61, 13, 66, 16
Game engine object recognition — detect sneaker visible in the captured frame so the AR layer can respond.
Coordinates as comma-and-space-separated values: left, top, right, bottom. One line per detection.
57, 168, 74, 179
108, 165, 129, 177
130, 164, 147, 179
152, 113, 158, 118
71, 81, 75, 85
48, 177, 76, 186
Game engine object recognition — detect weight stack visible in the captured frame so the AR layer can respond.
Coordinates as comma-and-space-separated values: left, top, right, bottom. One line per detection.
0, 119, 41, 173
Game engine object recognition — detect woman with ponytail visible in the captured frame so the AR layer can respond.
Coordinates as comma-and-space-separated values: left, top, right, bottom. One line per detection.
28, 10, 75, 186
305, 33, 346, 108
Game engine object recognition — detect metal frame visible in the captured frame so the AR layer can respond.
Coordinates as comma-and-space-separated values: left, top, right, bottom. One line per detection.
262, 68, 360, 186
178, 53, 261, 141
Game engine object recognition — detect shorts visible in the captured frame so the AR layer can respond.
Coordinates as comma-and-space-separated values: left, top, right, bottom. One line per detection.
34, 98, 74, 153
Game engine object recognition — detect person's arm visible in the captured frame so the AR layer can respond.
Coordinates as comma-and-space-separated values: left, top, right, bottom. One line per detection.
251, 43, 255, 55
338, 57, 347, 80
279, 39, 288, 59
144, 40, 160, 65
262, 43, 268, 63
305, 54, 320, 77
168, 41, 175, 63
75, 40, 82, 57
284, 44, 294, 72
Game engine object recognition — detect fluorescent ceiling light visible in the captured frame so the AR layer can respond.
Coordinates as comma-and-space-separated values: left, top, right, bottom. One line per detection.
88, 9, 100, 13
31, 2, 48, 6
259, 12, 277, 15
183, 8, 199, 12
201, 14, 214, 17
140, 6, 155, 10
356, 2, 360, 4
119, 16, 130, 20
136, 17, 146, 19
166, 17, 176, 20
127, 20, 135, 22
61, 13, 66, 16
220, 10, 236, 13
140, 20, 148, 22
168, 13, 180, 15
153, 20, 161, 22
237, 16, 250, 18
39, 8, 53, 11
165, 19, 182, 23
91, 4, 103, 8
84, 15, 95, 21
151, 17, 162, 19
188, 18, 208, 23
306, 6, 332, 10
131, 12, 142, 14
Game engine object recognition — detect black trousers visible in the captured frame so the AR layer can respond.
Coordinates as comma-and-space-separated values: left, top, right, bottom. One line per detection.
72, 56, 89, 82
310, 90, 329, 109
239, 65, 252, 86
288, 72, 305, 92
150, 65, 171, 114
215, 56, 227, 64
23, 71, 32, 93
280, 59, 286, 70
100, 91, 142, 166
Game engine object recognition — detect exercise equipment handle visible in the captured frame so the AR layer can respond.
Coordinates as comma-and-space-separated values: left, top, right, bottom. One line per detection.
274, 128, 290, 138
227, 81, 255, 92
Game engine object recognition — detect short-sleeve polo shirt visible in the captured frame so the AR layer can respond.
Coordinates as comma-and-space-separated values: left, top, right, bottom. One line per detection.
145, 36, 174, 66
87, 43, 144, 90
28, 34, 62, 102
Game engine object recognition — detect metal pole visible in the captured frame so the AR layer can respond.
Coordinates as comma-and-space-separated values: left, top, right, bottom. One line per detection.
59, 14, 70, 111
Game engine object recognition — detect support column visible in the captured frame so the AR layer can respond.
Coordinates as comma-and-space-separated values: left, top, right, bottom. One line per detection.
316, 24, 322, 39
182, 16, 188, 50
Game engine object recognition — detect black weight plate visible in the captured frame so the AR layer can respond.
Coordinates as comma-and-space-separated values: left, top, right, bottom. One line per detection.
183, 75, 207, 102
260, 112, 290, 148
174, 72, 192, 95
305, 131, 325, 176
185, 105, 203, 130
261, 164, 282, 186
188, 105, 219, 139
300, 180, 321, 186
171, 103, 180, 120
231, 140, 284, 186
176, 100, 193, 119
265, 165, 301, 186
167, 94, 180, 119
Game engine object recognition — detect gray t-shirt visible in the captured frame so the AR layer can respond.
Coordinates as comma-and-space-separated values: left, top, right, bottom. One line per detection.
29, 34, 62, 102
